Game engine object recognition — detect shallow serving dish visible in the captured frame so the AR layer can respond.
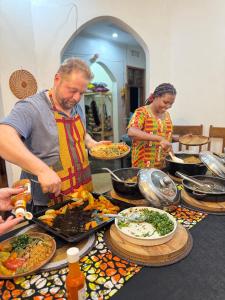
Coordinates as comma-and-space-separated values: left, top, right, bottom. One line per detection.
89, 143, 130, 160
115, 206, 177, 246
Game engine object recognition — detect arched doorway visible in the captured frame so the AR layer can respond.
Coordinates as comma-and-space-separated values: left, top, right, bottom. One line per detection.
61, 16, 149, 143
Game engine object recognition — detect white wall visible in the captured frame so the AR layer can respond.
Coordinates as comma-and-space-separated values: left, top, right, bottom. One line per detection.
0, 0, 225, 184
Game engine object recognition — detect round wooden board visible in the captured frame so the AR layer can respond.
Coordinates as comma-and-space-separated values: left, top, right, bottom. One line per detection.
109, 190, 148, 206
181, 189, 225, 214
104, 223, 193, 266
18, 224, 95, 271
179, 135, 209, 146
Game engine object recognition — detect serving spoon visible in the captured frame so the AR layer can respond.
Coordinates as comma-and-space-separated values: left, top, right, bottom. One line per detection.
101, 168, 137, 186
175, 171, 224, 192
169, 152, 184, 163
101, 168, 123, 181
93, 212, 146, 223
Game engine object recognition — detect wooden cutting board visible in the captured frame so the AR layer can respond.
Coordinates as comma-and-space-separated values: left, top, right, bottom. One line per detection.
109, 190, 149, 206
181, 189, 225, 213
104, 223, 192, 266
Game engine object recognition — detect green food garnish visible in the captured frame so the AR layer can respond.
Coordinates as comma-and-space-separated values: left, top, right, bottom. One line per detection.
142, 209, 174, 236
11, 234, 32, 251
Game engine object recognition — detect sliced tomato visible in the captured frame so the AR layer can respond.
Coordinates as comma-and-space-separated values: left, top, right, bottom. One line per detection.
3, 258, 25, 270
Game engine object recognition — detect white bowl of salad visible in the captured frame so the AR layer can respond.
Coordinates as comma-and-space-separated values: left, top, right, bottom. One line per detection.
115, 206, 177, 246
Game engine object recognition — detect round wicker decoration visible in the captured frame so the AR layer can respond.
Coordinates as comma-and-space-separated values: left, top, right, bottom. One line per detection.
9, 69, 37, 99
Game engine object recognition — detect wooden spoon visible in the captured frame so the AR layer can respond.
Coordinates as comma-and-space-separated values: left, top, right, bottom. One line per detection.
169, 152, 184, 163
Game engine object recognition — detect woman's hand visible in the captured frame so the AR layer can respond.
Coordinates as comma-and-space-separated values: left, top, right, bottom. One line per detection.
160, 139, 172, 152
0, 187, 24, 211
0, 215, 23, 235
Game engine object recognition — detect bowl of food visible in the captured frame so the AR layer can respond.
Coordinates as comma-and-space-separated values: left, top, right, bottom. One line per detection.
115, 206, 177, 246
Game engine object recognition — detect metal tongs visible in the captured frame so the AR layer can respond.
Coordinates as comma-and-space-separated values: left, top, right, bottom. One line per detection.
175, 172, 224, 192
30, 179, 72, 199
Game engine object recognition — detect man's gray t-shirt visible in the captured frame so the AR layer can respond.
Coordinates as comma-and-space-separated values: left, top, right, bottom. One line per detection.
1, 90, 85, 206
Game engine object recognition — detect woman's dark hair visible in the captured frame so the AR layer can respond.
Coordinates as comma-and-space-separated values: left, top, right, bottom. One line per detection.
146, 83, 176, 104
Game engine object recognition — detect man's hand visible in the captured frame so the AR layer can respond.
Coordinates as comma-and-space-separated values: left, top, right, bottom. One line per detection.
37, 168, 61, 196
0, 187, 24, 211
0, 215, 23, 235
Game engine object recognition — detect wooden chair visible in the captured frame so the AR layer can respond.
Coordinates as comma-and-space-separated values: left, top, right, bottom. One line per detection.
173, 124, 203, 151
207, 125, 225, 153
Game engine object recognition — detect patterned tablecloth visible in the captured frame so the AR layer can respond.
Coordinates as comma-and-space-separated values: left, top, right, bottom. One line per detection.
0, 206, 207, 300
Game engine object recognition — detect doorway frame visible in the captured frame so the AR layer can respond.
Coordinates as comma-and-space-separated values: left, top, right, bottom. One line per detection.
126, 65, 146, 118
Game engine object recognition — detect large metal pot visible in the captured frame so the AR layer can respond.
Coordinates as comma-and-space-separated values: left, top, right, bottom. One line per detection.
138, 168, 179, 209
111, 168, 143, 200
182, 175, 225, 202
165, 153, 207, 176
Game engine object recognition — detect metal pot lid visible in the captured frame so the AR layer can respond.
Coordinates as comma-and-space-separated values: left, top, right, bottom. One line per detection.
138, 168, 177, 207
199, 151, 225, 179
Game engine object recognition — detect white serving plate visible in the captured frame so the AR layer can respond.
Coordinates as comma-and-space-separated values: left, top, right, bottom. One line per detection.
115, 206, 177, 246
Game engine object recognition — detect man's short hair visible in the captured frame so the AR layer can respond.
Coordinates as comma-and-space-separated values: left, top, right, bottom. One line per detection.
58, 57, 93, 80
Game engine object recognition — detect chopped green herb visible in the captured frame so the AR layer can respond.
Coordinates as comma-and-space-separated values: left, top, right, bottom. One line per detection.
142, 209, 174, 236
11, 234, 32, 251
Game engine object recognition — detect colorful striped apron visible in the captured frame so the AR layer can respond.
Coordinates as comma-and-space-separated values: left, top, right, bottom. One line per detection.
49, 95, 93, 205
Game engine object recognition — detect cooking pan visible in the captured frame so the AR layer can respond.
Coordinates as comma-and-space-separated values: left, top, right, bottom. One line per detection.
182, 175, 225, 202
165, 153, 207, 176
111, 168, 143, 200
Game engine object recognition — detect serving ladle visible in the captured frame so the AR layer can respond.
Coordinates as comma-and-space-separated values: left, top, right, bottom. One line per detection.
101, 167, 137, 186
175, 171, 224, 192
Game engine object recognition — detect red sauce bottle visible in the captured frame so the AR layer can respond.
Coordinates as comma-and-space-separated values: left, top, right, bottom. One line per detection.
66, 247, 86, 300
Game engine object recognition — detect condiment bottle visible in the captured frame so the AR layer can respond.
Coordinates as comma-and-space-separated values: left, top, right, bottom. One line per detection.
66, 247, 86, 300
11, 179, 31, 218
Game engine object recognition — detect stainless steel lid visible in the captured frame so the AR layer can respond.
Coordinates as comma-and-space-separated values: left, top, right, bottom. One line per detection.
138, 168, 177, 208
199, 151, 225, 178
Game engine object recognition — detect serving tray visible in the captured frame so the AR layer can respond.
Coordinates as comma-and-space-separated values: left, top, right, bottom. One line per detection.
32, 193, 133, 243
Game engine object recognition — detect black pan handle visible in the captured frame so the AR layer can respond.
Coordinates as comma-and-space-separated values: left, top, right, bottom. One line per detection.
192, 191, 207, 199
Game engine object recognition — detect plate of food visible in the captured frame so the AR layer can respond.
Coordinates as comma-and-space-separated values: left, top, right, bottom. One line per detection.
179, 134, 209, 146
0, 232, 56, 278
32, 191, 132, 243
89, 143, 130, 160
115, 206, 177, 246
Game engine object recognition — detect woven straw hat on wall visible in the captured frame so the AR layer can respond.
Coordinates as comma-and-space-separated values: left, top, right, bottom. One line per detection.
9, 69, 38, 99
